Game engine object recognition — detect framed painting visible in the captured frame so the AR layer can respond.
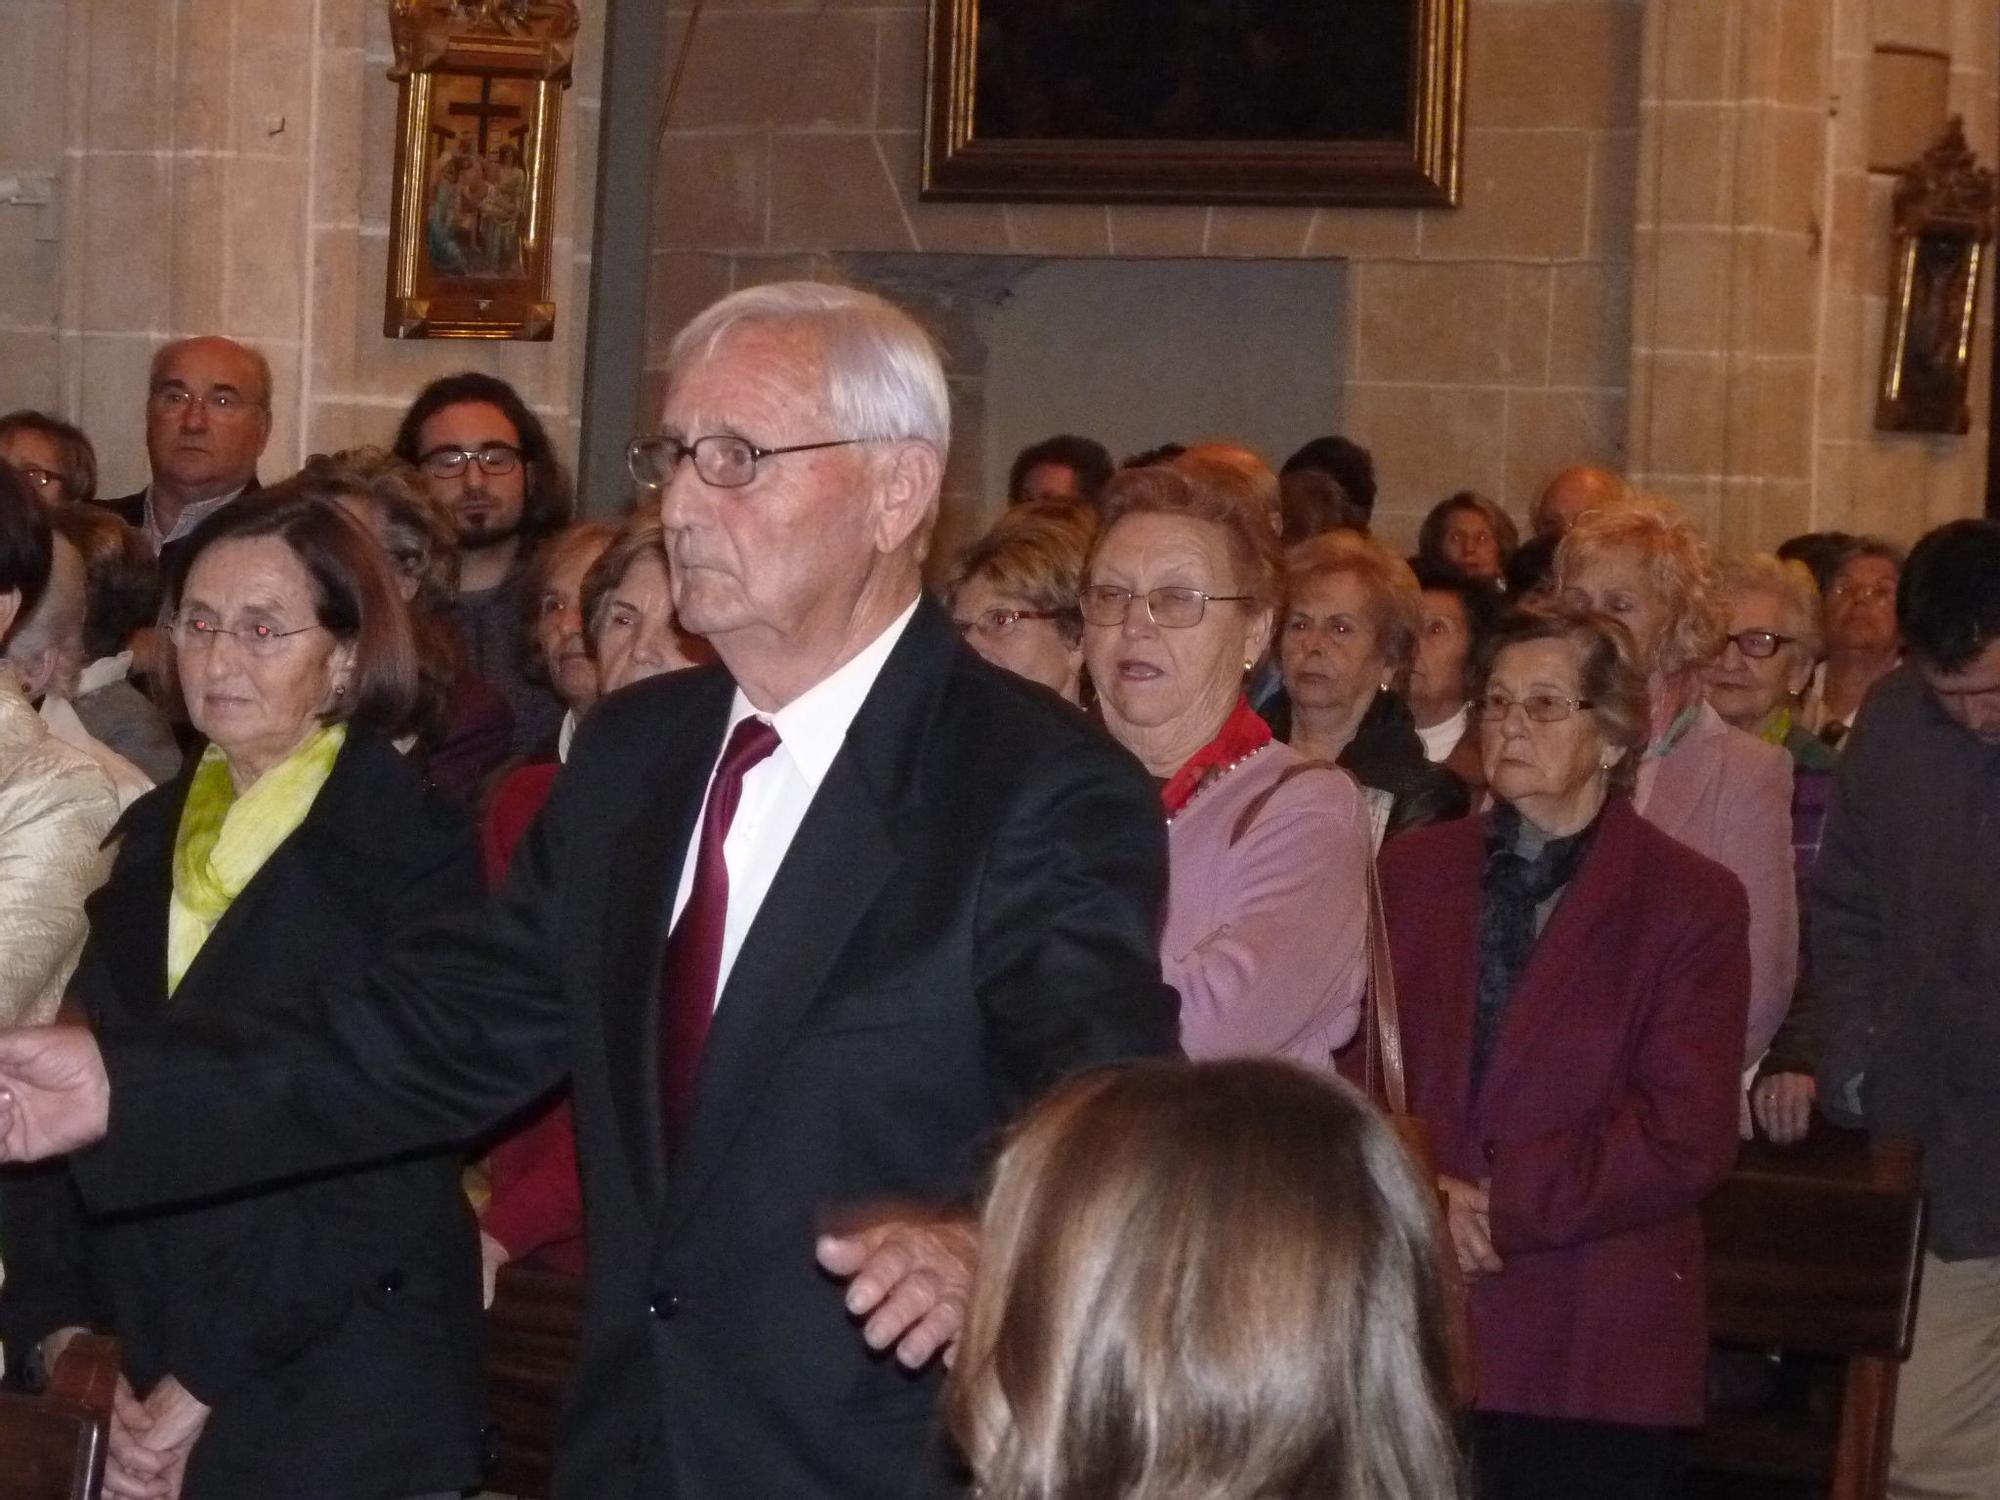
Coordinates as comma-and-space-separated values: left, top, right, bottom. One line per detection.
384, 0, 580, 340
1876, 119, 1996, 435
922, 0, 1467, 207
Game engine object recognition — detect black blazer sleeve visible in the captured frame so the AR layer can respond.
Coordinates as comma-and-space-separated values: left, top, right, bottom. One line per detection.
69, 753, 582, 1215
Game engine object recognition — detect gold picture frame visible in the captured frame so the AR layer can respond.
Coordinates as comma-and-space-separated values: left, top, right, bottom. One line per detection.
922, 0, 1467, 207
1876, 119, 1996, 435
384, 0, 580, 340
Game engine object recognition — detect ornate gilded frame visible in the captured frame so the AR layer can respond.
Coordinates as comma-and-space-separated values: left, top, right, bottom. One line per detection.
384, 0, 579, 340
1876, 119, 1996, 435
922, 0, 1466, 207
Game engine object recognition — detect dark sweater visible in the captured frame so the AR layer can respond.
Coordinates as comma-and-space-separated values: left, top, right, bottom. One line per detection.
1260, 688, 1471, 841
1812, 666, 2000, 1260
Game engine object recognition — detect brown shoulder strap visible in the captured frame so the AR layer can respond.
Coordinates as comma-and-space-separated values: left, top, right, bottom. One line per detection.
1226, 758, 1407, 1116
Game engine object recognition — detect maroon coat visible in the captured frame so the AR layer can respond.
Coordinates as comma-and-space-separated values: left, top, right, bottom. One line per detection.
1378, 795, 1748, 1428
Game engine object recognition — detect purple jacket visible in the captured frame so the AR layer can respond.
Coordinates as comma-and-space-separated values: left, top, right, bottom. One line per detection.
1637, 704, 1798, 1063
1162, 741, 1370, 1070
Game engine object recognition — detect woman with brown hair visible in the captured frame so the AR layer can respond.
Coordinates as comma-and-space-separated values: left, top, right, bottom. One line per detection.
947, 1057, 1464, 1500
943, 500, 1092, 704
0, 485, 486, 1499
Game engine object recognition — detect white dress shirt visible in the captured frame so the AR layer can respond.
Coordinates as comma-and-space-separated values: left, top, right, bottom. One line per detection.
145, 484, 248, 555
669, 597, 920, 1005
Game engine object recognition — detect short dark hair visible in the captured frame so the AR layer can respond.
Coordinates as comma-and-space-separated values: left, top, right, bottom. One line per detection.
391, 372, 575, 546
1118, 442, 1187, 470
1411, 560, 1506, 658
162, 484, 421, 738
1281, 436, 1377, 522
1503, 533, 1561, 599
1897, 520, 2000, 672
1006, 434, 1114, 505
0, 409, 98, 505
1775, 530, 1857, 595
1279, 467, 1366, 545
0, 462, 54, 646
50, 506, 154, 662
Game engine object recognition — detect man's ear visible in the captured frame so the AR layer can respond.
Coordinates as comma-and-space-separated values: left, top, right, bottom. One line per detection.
870, 441, 942, 556
0, 589, 19, 646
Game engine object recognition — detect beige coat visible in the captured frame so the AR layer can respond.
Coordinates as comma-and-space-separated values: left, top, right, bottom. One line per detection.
0, 679, 118, 1026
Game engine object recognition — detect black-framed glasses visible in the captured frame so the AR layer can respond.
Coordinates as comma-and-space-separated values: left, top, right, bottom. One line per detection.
148, 386, 264, 421
1721, 629, 1797, 660
953, 607, 1065, 641
169, 613, 327, 658
626, 434, 863, 490
1476, 691, 1595, 724
418, 444, 522, 479
1080, 584, 1255, 630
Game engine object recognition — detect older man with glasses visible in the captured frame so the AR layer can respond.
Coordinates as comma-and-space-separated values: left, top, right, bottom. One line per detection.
392, 371, 576, 754
96, 336, 273, 562
0, 283, 1177, 1500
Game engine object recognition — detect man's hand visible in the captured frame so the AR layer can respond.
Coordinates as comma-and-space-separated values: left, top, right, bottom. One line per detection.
479, 1229, 512, 1310
0, 1024, 111, 1162
1440, 1175, 1503, 1278
1752, 1072, 1817, 1145
103, 1375, 210, 1500
815, 1211, 978, 1370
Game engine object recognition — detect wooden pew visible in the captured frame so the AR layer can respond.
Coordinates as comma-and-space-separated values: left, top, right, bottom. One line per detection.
0, 1334, 119, 1500
1690, 1126, 1926, 1500
484, 1263, 586, 1500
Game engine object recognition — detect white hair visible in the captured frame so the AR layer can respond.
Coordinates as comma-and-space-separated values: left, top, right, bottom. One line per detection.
1720, 553, 1823, 661
664, 281, 951, 454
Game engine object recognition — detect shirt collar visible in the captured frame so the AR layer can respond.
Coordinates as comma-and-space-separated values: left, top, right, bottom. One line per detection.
147, 484, 249, 551
724, 596, 921, 790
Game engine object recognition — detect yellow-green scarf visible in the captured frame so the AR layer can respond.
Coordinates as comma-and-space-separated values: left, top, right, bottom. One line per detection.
167, 724, 347, 993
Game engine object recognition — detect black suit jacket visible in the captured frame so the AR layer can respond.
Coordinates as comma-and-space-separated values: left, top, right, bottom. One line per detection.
2, 732, 487, 1500
73, 601, 1180, 1499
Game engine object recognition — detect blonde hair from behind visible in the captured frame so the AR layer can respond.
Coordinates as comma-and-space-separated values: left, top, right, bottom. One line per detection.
947, 1059, 1464, 1500
1552, 496, 1728, 679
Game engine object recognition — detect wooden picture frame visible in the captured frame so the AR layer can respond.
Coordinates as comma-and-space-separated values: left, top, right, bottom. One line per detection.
384, 0, 579, 340
922, 0, 1467, 208
1876, 118, 1996, 435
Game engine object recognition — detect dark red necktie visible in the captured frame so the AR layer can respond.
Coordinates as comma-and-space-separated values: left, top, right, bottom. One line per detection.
660, 716, 780, 1142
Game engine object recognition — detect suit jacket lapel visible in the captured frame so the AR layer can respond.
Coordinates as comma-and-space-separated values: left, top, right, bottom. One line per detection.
1473, 799, 1640, 1116
657, 604, 953, 1239
601, 672, 733, 1210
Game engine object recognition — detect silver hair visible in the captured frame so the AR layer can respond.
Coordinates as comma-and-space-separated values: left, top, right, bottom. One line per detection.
663, 281, 951, 454
1720, 553, 1823, 661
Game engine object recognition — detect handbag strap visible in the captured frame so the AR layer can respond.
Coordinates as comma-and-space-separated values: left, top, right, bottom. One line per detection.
1226, 758, 1407, 1116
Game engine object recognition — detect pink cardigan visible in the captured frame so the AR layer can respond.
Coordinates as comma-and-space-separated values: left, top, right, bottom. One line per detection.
1163, 742, 1370, 1069
1637, 704, 1797, 1063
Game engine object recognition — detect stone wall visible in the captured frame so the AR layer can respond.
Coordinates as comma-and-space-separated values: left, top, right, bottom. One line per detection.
0, 0, 604, 500
647, 0, 1646, 551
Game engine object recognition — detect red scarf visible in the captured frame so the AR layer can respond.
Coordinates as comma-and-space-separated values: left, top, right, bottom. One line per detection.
1159, 696, 1273, 817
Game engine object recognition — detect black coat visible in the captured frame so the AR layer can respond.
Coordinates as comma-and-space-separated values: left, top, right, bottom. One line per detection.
1260, 687, 1471, 839
1, 732, 486, 1500
68, 600, 1181, 1499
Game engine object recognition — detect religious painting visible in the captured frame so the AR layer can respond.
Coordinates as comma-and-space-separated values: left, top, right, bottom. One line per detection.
1877, 119, 1996, 435
384, 0, 580, 340
923, 0, 1466, 207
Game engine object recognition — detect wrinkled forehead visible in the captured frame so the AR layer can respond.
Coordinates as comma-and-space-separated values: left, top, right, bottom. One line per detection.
154, 339, 266, 399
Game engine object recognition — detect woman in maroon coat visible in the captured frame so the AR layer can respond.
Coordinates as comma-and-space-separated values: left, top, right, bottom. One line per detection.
1379, 601, 1749, 1499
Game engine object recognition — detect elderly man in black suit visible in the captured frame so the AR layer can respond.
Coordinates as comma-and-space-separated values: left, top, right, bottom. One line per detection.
97, 336, 271, 560
0, 283, 1179, 1498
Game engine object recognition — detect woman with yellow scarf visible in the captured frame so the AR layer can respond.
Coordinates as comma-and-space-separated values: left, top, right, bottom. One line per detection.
0, 487, 487, 1500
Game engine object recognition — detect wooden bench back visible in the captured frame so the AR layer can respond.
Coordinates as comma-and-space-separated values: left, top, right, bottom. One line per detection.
1703, 1128, 1926, 1359
485, 1263, 586, 1500
0, 1334, 118, 1500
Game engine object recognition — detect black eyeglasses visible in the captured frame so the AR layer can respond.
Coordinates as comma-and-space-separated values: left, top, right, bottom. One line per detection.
1079, 584, 1255, 630
419, 444, 522, 479
1476, 691, 1595, 724
1721, 629, 1797, 660
626, 434, 864, 490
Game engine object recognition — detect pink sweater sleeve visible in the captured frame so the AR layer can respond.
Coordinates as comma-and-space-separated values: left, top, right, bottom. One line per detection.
1169, 771, 1369, 1064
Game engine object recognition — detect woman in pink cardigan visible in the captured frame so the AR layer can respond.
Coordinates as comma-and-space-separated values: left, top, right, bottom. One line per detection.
1081, 464, 1370, 1069
1555, 499, 1797, 1065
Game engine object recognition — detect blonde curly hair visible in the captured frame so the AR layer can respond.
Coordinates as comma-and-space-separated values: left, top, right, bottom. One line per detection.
1552, 497, 1727, 679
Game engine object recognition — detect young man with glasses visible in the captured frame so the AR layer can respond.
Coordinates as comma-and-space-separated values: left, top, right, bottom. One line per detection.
96, 337, 272, 562
393, 372, 575, 755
